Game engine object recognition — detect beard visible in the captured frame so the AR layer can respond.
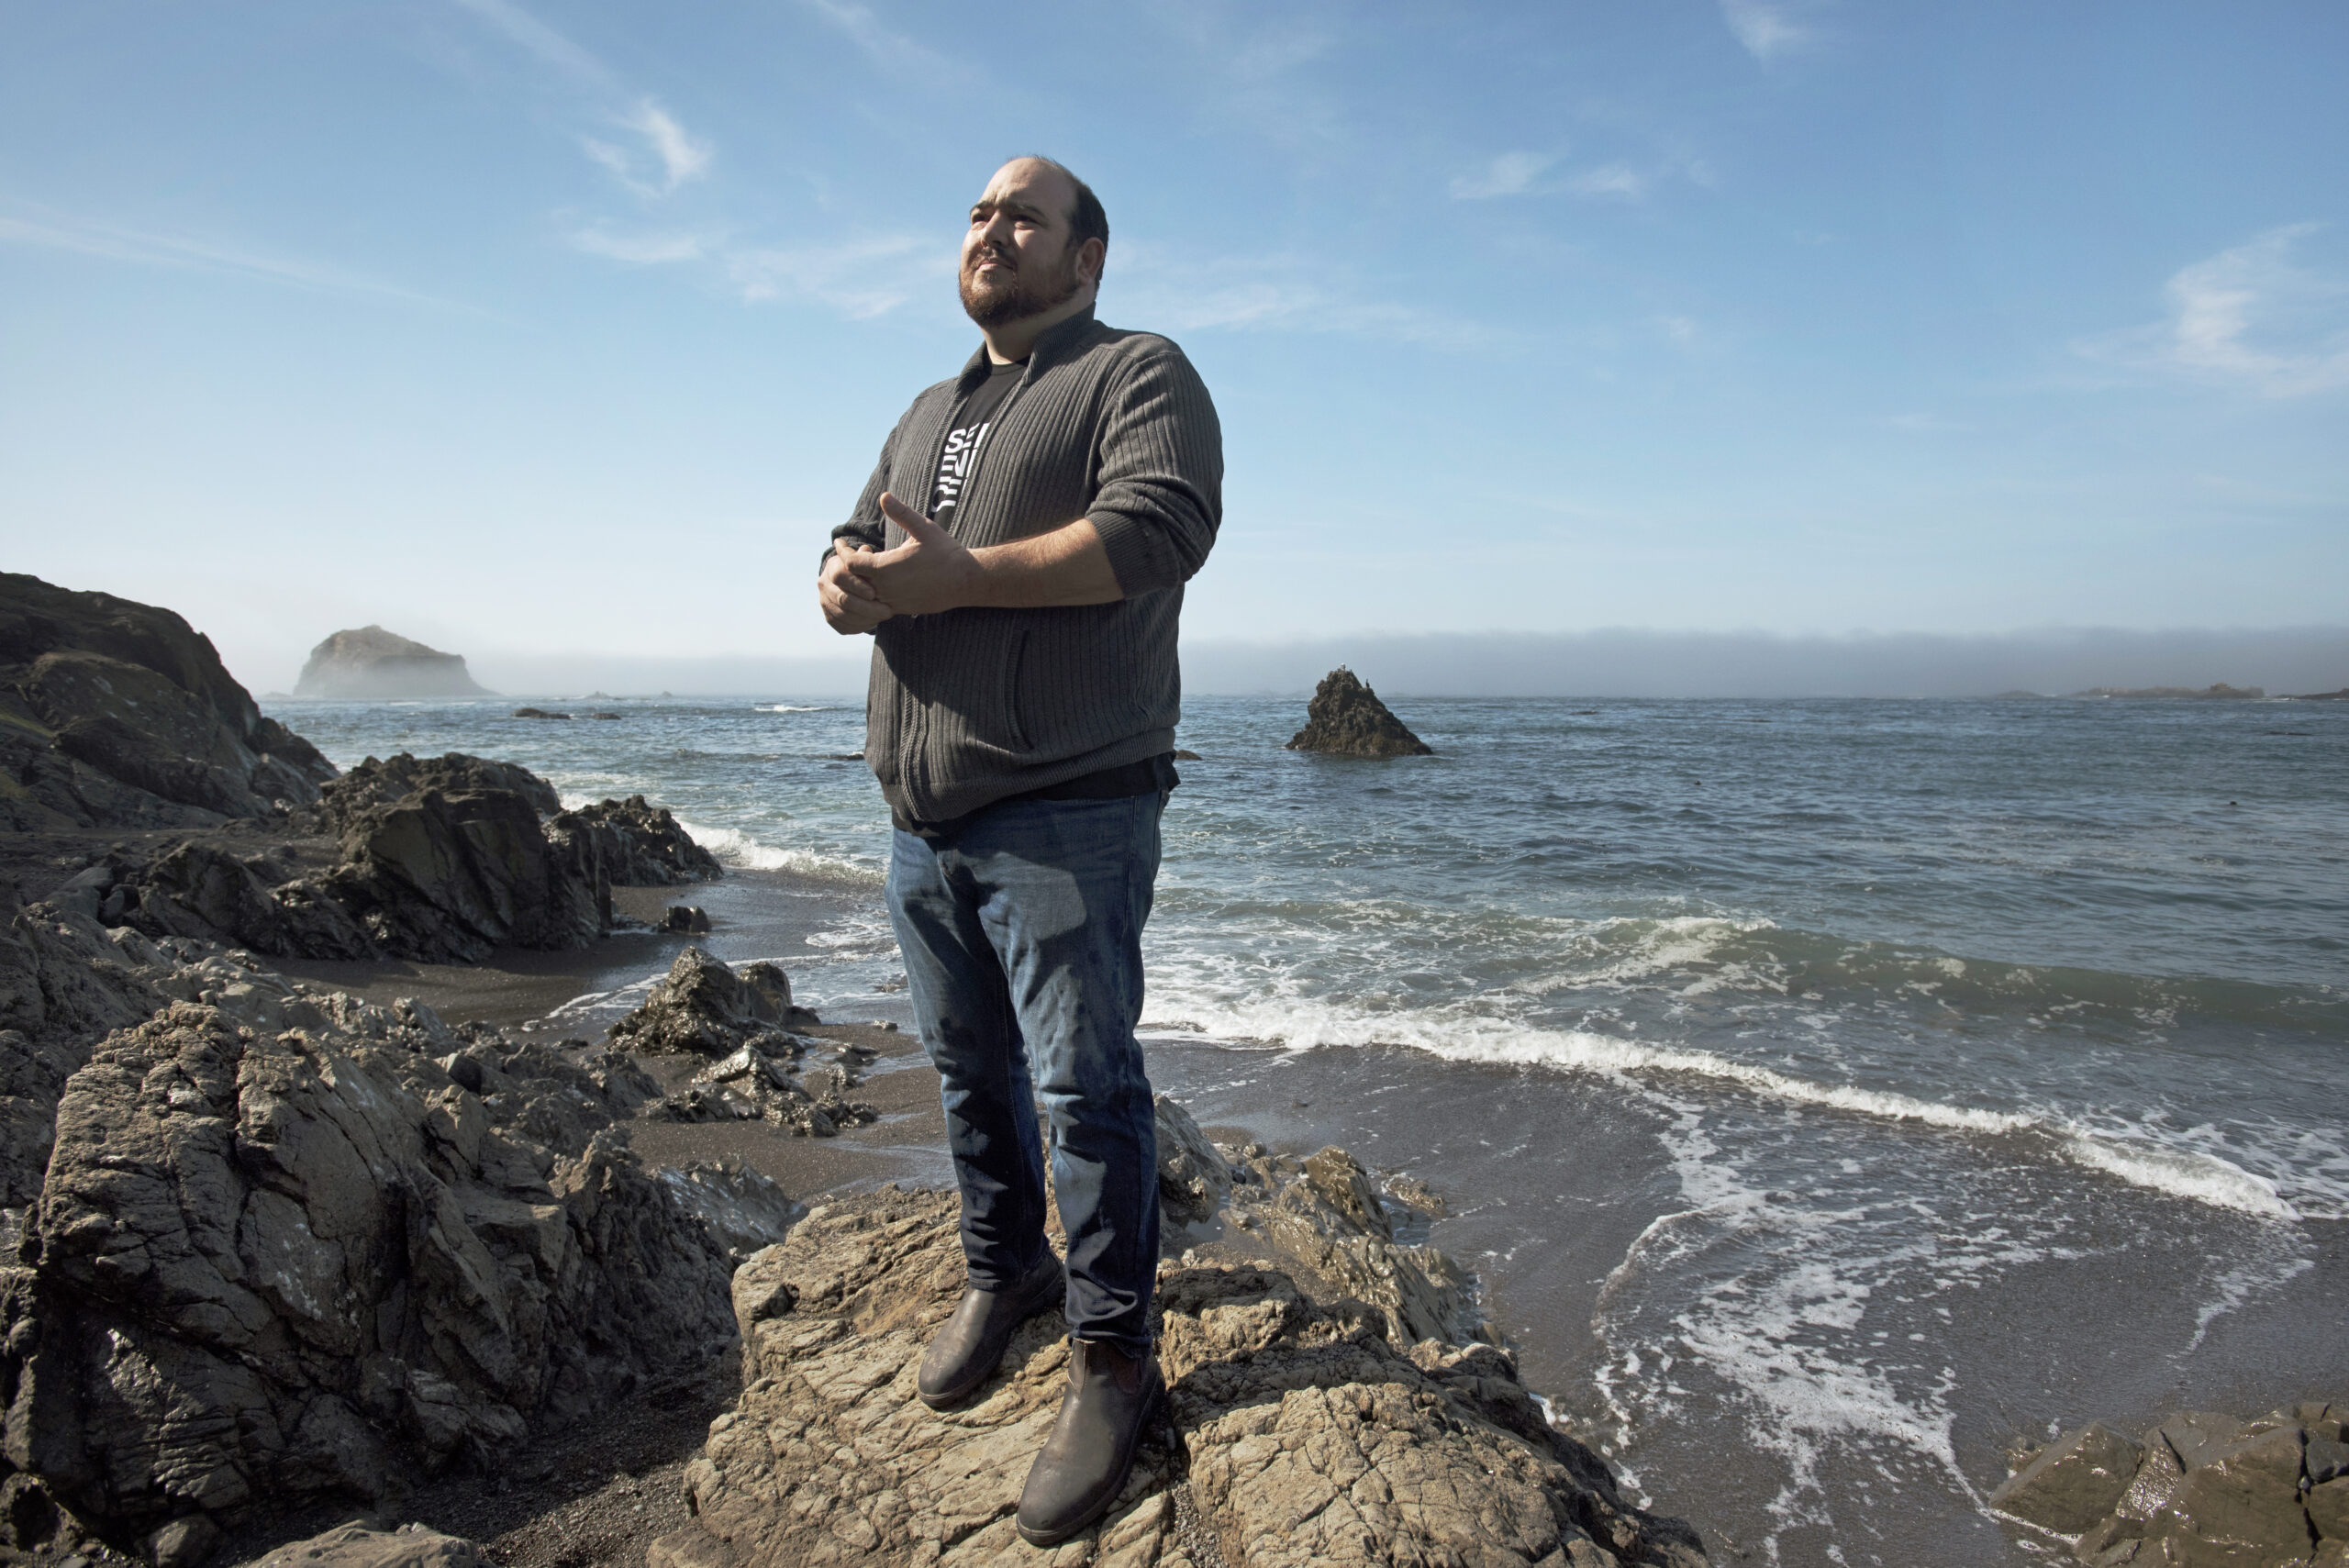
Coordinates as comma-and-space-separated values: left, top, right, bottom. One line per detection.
959, 240, 1082, 328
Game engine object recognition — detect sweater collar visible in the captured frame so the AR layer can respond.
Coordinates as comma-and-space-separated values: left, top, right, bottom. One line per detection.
957, 305, 1098, 389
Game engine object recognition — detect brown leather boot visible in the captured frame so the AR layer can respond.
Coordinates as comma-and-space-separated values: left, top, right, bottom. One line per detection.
1015, 1338, 1164, 1546
917, 1254, 1064, 1410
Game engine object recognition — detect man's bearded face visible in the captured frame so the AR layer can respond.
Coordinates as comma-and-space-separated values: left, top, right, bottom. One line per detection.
960, 228, 1082, 329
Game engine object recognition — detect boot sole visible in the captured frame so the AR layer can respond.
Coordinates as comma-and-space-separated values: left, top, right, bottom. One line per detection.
1013, 1376, 1165, 1548
916, 1262, 1066, 1411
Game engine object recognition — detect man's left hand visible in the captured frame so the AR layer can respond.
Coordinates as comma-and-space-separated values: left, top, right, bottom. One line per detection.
850, 494, 986, 616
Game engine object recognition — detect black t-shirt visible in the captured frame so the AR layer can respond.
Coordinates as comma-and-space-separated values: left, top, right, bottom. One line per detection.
929, 359, 1024, 522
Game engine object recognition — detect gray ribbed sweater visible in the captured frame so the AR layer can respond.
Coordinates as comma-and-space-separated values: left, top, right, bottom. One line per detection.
829, 308, 1223, 825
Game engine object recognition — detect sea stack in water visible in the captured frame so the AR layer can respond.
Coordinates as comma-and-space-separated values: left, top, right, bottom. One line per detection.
294, 626, 487, 700
1287, 666, 1433, 758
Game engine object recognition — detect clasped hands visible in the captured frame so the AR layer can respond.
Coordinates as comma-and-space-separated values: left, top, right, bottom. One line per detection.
818, 492, 1123, 633
818, 494, 978, 634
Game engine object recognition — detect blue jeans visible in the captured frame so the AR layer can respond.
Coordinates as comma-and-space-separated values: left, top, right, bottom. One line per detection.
885, 792, 1164, 1352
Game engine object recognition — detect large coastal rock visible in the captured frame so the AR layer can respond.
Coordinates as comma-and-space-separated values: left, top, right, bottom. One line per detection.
103, 754, 723, 964
1992, 1402, 2349, 1564
317, 752, 562, 831
0, 975, 785, 1551
0, 573, 335, 830
1286, 668, 1433, 759
654, 1183, 1705, 1568
294, 628, 488, 701
651, 1147, 1706, 1568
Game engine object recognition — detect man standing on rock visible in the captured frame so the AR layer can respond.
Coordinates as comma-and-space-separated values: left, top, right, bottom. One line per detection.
815, 155, 1221, 1546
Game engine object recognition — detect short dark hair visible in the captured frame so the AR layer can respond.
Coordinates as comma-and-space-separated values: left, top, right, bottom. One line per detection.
1019, 155, 1108, 283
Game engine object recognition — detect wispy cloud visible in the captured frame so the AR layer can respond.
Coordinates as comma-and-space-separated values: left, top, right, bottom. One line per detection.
1720, 0, 1811, 61
582, 100, 712, 195
1570, 163, 1648, 199
566, 224, 718, 265
1451, 151, 1559, 201
0, 206, 470, 311
1113, 246, 1499, 350
453, 0, 713, 198
724, 235, 943, 317
794, 0, 958, 79
450, 0, 613, 87
2079, 225, 2349, 398
564, 220, 943, 317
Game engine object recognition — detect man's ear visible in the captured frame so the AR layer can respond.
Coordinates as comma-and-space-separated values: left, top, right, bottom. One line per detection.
1077, 236, 1107, 288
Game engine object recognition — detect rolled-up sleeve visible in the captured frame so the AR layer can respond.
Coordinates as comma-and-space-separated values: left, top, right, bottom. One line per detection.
1085, 346, 1223, 597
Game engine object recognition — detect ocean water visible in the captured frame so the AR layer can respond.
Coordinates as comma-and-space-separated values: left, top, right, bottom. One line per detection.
275, 692, 2349, 1563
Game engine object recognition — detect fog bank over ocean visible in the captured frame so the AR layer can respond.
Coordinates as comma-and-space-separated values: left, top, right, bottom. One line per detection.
420, 626, 2349, 702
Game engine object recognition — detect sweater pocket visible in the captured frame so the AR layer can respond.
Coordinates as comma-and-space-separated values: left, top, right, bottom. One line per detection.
1002, 629, 1032, 752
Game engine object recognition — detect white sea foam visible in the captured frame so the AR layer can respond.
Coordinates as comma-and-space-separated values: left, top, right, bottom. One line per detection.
1140, 979, 2308, 1218
753, 704, 829, 712
674, 820, 882, 885
2056, 1131, 2298, 1219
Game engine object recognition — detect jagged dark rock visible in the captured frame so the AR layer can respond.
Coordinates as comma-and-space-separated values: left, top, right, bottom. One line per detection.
661, 906, 712, 935
0, 573, 336, 831
317, 753, 562, 833
0, 906, 180, 1205
657, 1037, 880, 1140
95, 755, 721, 964
0, 974, 793, 1551
294, 627, 487, 701
1286, 667, 1434, 759
1992, 1400, 2349, 1564
608, 949, 819, 1057
547, 795, 723, 886
324, 786, 608, 962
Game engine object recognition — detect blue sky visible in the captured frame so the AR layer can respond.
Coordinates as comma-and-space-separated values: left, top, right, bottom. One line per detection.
3, 1, 2344, 692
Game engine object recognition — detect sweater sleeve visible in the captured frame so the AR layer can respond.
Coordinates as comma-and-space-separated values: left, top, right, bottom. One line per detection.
821, 416, 900, 574
1085, 344, 1224, 597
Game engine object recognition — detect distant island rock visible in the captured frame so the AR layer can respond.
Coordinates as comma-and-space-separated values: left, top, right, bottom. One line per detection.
294, 625, 488, 700
2071, 684, 2264, 700
2285, 687, 2349, 700
1287, 666, 1434, 758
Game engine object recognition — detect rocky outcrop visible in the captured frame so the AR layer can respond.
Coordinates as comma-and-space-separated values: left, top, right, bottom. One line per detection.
547, 795, 724, 886
609, 949, 819, 1057
0, 968, 797, 1552
0, 573, 336, 831
1992, 1402, 2348, 1564
101, 756, 722, 964
326, 784, 608, 962
0, 906, 179, 1205
294, 628, 487, 701
317, 753, 562, 832
660, 1033, 880, 1140
651, 1175, 1706, 1568
1286, 668, 1433, 759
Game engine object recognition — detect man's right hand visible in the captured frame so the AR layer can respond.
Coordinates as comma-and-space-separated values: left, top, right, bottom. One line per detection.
819, 539, 896, 634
